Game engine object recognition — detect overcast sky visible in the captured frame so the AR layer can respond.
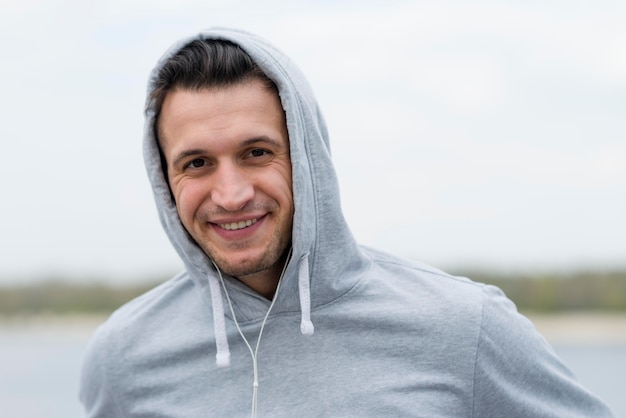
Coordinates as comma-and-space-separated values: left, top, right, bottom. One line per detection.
1, 0, 624, 284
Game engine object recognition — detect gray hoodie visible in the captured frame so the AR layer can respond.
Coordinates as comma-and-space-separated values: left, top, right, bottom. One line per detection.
79, 27, 615, 417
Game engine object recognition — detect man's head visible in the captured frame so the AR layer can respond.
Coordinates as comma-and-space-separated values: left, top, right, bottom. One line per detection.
149, 39, 293, 298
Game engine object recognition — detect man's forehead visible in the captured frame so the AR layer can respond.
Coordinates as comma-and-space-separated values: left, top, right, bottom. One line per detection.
157, 82, 289, 154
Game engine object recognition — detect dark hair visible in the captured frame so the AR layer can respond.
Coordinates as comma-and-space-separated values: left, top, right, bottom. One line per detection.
148, 39, 277, 120
148, 39, 279, 188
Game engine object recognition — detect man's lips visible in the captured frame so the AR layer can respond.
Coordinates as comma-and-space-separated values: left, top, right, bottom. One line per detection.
217, 217, 259, 231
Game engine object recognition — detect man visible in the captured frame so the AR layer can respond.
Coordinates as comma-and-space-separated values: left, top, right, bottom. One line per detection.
80, 28, 614, 417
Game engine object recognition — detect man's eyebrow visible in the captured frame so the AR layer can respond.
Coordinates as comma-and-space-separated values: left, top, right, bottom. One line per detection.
240, 136, 283, 148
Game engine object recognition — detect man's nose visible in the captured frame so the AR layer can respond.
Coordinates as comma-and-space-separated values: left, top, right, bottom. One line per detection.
210, 163, 254, 211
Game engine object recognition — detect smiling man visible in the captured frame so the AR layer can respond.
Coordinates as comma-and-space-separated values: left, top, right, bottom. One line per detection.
79, 29, 615, 417
159, 80, 293, 299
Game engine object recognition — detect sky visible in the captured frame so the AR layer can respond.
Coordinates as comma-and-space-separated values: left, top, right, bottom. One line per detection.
1, 0, 625, 285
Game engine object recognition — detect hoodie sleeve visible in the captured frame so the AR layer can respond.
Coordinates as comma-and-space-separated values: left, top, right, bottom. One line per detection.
79, 322, 126, 417
471, 285, 615, 417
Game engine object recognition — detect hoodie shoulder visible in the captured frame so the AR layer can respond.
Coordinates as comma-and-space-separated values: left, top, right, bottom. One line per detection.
357, 247, 615, 416
79, 272, 201, 416
108, 272, 194, 321
472, 284, 616, 417
353, 245, 488, 342
360, 245, 485, 297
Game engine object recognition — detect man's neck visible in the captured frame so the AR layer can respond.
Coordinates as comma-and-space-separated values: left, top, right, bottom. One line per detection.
236, 251, 290, 300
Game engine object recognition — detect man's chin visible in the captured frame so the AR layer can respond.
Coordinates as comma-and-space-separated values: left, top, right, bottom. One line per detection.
221, 264, 269, 279
211, 254, 273, 279
210, 248, 290, 281
202, 237, 291, 278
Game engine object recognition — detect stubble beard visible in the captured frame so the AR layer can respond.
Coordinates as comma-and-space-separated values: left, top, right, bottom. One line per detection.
197, 225, 292, 280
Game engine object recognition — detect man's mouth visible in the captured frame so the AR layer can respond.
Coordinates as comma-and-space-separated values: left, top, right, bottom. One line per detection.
218, 218, 259, 231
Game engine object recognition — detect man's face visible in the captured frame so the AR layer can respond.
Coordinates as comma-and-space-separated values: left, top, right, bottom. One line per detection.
159, 80, 293, 288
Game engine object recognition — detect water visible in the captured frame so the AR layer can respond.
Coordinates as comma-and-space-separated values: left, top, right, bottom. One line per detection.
1, 318, 625, 418
0, 318, 96, 418
554, 344, 626, 417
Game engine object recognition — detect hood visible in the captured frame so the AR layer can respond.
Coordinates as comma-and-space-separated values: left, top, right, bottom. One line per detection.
143, 27, 366, 363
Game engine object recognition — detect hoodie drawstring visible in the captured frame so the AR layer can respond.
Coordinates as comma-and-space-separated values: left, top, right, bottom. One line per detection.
298, 253, 314, 335
207, 270, 231, 367
206, 249, 313, 417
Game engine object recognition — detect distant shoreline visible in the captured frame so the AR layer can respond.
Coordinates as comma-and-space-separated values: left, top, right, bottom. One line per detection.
0, 314, 108, 340
526, 312, 626, 345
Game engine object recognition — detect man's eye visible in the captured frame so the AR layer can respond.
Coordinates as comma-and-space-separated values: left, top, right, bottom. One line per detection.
249, 149, 269, 158
187, 158, 205, 168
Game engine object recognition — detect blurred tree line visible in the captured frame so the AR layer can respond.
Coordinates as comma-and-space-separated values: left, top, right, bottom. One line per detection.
0, 281, 157, 315
468, 270, 626, 312
0, 270, 625, 315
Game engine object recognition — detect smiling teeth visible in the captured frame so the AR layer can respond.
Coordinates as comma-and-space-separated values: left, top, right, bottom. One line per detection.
219, 218, 258, 231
